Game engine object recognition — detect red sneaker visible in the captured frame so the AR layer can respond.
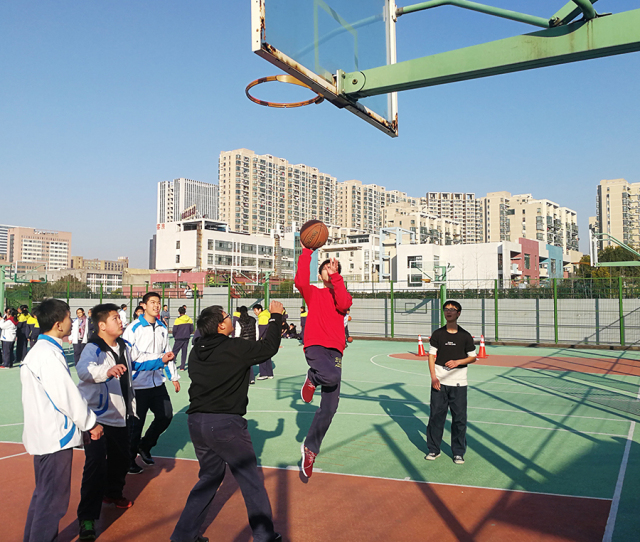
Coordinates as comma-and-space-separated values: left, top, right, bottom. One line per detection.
301, 376, 316, 403
102, 496, 133, 509
301, 443, 317, 478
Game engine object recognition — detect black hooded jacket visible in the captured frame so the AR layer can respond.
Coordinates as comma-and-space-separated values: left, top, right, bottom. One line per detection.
186, 313, 282, 416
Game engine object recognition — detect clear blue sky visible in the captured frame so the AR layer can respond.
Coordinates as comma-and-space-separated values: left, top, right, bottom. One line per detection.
1, 1, 638, 267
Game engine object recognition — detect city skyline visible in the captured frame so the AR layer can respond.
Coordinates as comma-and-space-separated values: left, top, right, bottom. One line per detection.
1, 1, 638, 267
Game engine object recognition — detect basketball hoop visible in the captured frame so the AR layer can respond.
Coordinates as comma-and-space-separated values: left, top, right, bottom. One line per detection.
245, 74, 325, 108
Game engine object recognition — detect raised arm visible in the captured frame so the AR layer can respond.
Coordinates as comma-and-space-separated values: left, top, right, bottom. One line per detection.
294, 248, 315, 302
329, 273, 353, 313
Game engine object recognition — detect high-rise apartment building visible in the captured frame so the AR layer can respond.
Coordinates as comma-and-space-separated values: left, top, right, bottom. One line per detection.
218, 149, 337, 234
382, 202, 462, 245
591, 178, 640, 250
480, 192, 578, 253
157, 178, 218, 224
71, 256, 129, 272
0, 224, 17, 257
7, 227, 72, 270
337, 180, 418, 232
424, 192, 483, 243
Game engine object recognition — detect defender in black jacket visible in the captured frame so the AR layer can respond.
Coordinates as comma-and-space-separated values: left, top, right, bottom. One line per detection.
171, 302, 283, 542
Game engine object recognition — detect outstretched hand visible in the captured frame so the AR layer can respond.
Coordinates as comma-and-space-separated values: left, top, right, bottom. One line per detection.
326, 258, 340, 276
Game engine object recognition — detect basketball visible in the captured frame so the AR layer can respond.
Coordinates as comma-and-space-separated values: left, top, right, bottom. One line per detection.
300, 220, 329, 249
347, 337, 353, 343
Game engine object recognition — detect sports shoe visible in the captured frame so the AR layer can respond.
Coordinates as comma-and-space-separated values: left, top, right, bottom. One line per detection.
256, 375, 269, 380
78, 519, 96, 540
301, 443, 317, 478
453, 455, 465, 464
138, 448, 155, 465
267, 376, 274, 379
250, 380, 255, 385
300, 376, 316, 403
102, 496, 134, 508
128, 463, 143, 474
424, 452, 441, 461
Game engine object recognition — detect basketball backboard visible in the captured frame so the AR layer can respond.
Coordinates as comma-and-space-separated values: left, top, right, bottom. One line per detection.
11, 262, 48, 284
251, 0, 398, 137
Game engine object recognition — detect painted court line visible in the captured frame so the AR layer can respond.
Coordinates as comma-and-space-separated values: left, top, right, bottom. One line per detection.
0, 423, 23, 427
602, 385, 640, 542
0, 451, 28, 461
246, 410, 627, 438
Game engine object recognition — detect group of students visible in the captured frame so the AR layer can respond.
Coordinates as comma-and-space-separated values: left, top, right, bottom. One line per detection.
1, 306, 39, 369
17, 245, 475, 542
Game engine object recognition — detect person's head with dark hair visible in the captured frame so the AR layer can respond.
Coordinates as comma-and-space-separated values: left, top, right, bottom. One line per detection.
252, 304, 263, 316
34, 299, 72, 336
9, 308, 18, 319
318, 258, 341, 288
443, 300, 462, 325
20, 305, 29, 315
197, 305, 232, 338
76, 308, 85, 319
178, 306, 186, 315
134, 306, 144, 318
91, 303, 123, 342
238, 305, 253, 323
141, 292, 162, 322
120, 304, 127, 310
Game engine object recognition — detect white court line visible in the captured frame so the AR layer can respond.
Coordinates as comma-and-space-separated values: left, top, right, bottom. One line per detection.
0, 451, 28, 461
245, 410, 627, 438
0, 441, 612, 502
0, 423, 24, 427
602, 385, 640, 541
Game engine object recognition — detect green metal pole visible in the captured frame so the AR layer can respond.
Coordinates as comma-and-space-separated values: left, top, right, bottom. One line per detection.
227, 279, 232, 316
129, 285, 133, 310
0, 265, 5, 312
193, 284, 198, 323
397, 0, 551, 28
66, 281, 70, 304
264, 274, 270, 307
100, 283, 103, 304
553, 278, 558, 344
390, 280, 394, 338
162, 284, 165, 306
440, 283, 446, 327
619, 276, 625, 346
29, 284, 33, 311
145, 282, 149, 294
494, 279, 499, 341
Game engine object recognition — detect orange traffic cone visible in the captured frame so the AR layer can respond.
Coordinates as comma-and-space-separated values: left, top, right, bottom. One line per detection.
477, 335, 489, 359
417, 335, 426, 357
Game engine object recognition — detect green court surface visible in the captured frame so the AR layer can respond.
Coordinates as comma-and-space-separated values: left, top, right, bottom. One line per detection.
1, 340, 639, 541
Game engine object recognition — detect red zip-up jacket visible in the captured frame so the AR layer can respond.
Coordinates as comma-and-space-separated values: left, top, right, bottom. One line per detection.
294, 248, 352, 354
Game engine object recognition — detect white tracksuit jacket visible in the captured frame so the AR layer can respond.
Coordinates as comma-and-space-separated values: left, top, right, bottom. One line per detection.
122, 315, 179, 390
70, 317, 90, 344
76, 338, 166, 427
21, 335, 97, 455
0, 318, 17, 342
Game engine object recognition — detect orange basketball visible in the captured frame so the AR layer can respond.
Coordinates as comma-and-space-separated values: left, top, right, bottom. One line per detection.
347, 337, 353, 343
300, 220, 329, 250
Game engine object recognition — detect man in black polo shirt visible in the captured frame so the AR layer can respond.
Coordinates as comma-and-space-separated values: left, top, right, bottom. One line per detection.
170, 303, 283, 542
425, 300, 476, 465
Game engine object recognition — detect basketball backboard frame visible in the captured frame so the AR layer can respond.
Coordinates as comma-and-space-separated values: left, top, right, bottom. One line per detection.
251, 0, 399, 137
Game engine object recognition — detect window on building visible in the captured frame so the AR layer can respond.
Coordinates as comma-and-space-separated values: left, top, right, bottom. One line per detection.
176, 241, 180, 249
176, 255, 180, 263
524, 254, 530, 270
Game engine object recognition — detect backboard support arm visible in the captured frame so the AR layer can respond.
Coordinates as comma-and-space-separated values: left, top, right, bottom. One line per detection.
339, 9, 640, 99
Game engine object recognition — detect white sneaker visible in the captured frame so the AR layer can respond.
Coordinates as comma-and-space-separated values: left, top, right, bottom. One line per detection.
424, 452, 440, 461
453, 455, 465, 464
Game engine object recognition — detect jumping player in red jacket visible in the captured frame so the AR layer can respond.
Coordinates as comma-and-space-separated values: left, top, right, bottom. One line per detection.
295, 248, 353, 477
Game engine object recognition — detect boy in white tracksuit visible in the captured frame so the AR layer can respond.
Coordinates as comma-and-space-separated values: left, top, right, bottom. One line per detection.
75, 303, 170, 540
21, 299, 103, 542
123, 291, 179, 473
70, 307, 90, 366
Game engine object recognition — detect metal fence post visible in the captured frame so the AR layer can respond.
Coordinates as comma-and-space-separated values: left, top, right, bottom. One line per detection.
100, 283, 103, 304
162, 284, 165, 306
619, 276, 625, 346
194, 284, 198, 323
494, 279, 499, 341
264, 274, 270, 307
129, 285, 133, 310
553, 278, 558, 344
227, 280, 232, 316
390, 280, 394, 338
439, 283, 446, 327
595, 297, 600, 345
66, 281, 70, 304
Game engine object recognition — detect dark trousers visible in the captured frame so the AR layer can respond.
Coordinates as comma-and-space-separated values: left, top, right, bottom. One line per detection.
24, 448, 73, 542
426, 384, 468, 457
73, 343, 86, 366
129, 385, 173, 463
304, 345, 342, 454
2, 340, 15, 368
16, 335, 28, 363
78, 425, 130, 521
172, 339, 190, 370
258, 325, 273, 377
172, 413, 276, 542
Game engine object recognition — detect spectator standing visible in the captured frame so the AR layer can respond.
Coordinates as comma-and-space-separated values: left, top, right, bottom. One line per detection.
70, 308, 90, 366
172, 307, 194, 371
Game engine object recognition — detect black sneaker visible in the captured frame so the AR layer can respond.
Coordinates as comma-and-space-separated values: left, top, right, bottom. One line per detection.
138, 448, 155, 465
128, 463, 143, 474
78, 519, 96, 540
424, 452, 441, 461
453, 455, 465, 465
